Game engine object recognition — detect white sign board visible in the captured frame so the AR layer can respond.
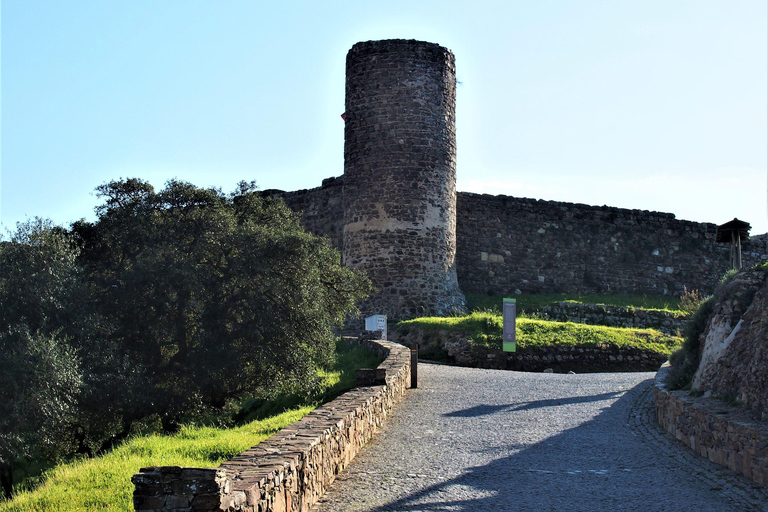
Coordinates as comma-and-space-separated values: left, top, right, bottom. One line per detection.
365, 314, 387, 340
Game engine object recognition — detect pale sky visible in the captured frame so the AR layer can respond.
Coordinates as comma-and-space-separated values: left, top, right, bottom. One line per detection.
2, 0, 767, 235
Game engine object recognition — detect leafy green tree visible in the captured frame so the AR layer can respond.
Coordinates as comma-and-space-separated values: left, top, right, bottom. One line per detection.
0, 218, 81, 334
0, 329, 82, 499
0, 220, 83, 498
73, 179, 372, 432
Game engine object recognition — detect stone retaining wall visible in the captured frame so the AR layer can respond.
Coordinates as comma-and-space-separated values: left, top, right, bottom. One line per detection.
132, 338, 412, 511
654, 362, 768, 486
444, 340, 668, 373
539, 302, 687, 335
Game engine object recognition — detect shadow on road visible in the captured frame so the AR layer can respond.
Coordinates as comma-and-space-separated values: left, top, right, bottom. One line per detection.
361, 378, 758, 512
443, 390, 625, 418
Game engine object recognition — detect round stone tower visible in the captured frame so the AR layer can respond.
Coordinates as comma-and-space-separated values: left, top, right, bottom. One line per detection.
343, 39, 466, 320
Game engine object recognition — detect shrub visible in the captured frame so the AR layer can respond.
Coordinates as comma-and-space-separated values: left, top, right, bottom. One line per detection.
664, 283, 718, 390
0, 220, 84, 499
721, 268, 739, 284
679, 286, 706, 315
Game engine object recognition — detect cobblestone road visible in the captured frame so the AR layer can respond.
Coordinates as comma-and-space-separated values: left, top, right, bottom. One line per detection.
313, 364, 768, 512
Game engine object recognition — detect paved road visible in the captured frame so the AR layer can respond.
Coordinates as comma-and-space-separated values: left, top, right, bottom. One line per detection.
313, 364, 768, 512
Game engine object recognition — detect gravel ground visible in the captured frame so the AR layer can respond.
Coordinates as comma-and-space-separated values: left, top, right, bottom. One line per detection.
312, 363, 768, 512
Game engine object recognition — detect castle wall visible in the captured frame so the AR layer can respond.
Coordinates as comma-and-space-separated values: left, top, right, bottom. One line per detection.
262, 176, 345, 250
270, 181, 767, 299
456, 193, 767, 296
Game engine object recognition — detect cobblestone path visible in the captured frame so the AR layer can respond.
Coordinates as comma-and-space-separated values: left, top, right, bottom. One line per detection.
313, 364, 768, 512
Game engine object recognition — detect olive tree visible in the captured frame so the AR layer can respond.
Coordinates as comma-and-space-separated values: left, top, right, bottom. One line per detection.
73, 179, 371, 432
0, 220, 83, 498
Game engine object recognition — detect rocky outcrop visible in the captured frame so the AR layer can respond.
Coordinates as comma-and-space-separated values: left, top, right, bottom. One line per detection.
691, 266, 768, 418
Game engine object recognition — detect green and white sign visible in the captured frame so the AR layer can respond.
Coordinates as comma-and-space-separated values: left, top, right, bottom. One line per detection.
502, 298, 516, 352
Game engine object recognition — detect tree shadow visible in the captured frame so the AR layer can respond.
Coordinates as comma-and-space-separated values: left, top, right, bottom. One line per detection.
443, 390, 625, 418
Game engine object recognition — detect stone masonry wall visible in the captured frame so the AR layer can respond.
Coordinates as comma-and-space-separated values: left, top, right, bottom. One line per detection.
456, 193, 767, 297
342, 39, 466, 319
262, 176, 345, 250
272, 181, 767, 303
539, 302, 687, 336
655, 362, 768, 487
132, 338, 411, 512
440, 336, 667, 373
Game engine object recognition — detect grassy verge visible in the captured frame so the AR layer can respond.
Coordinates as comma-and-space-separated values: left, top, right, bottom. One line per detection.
398, 311, 682, 355
464, 292, 685, 314
0, 340, 383, 512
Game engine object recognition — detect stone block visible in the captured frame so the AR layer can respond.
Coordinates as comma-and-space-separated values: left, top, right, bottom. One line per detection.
191, 494, 222, 510
133, 494, 166, 510
164, 494, 190, 509
356, 368, 387, 386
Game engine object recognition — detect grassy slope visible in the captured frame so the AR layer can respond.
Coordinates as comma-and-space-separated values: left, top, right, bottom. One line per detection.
0, 341, 382, 512
398, 311, 682, 355
465, 292, 686, 314
1, 410, 311, 512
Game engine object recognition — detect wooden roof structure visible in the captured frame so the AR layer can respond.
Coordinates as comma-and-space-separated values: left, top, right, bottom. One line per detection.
715, 218, 751, 269
715, 218, 750, 243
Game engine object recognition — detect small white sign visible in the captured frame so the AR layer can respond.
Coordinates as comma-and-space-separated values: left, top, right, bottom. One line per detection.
365, 314, 387, 340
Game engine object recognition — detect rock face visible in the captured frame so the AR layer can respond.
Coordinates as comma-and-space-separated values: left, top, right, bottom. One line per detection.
692, 266, 768, 418
342, 39, 466, 320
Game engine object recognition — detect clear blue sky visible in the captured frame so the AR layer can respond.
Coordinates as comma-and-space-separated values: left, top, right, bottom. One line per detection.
2, 0, 767, 235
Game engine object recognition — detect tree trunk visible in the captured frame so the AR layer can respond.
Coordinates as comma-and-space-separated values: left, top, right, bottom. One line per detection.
0, 463, 14, 500
161, 414, 180, 434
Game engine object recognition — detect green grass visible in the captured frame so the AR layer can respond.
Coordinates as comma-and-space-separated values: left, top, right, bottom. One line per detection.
0, 340, 383, 512
464, 292, 686, 314
0, 409, 311, 512
235, 339, 383, 423
398, 311, 682, 355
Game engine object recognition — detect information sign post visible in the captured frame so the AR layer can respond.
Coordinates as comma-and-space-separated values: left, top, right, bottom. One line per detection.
502, 298, 516, 352
365, 315, 387, 340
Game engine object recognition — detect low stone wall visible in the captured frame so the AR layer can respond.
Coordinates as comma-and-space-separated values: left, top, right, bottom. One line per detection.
132, 338, 412, 511
539, 302, 687, 335
443, 337, 667, 373
654, 362, 768, 486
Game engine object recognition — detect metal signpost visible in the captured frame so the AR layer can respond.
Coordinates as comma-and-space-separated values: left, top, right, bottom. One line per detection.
502, 298, 516, 352
365, 314, 387, 340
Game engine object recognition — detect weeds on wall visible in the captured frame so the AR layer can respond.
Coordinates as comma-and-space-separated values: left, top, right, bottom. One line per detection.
679, 286, 707, 315
464, 291, 684, 314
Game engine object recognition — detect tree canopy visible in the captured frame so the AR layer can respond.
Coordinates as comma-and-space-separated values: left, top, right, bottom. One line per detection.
0, 179, 371, 497
73, 178, 372, 429
0, 219, 83, 498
